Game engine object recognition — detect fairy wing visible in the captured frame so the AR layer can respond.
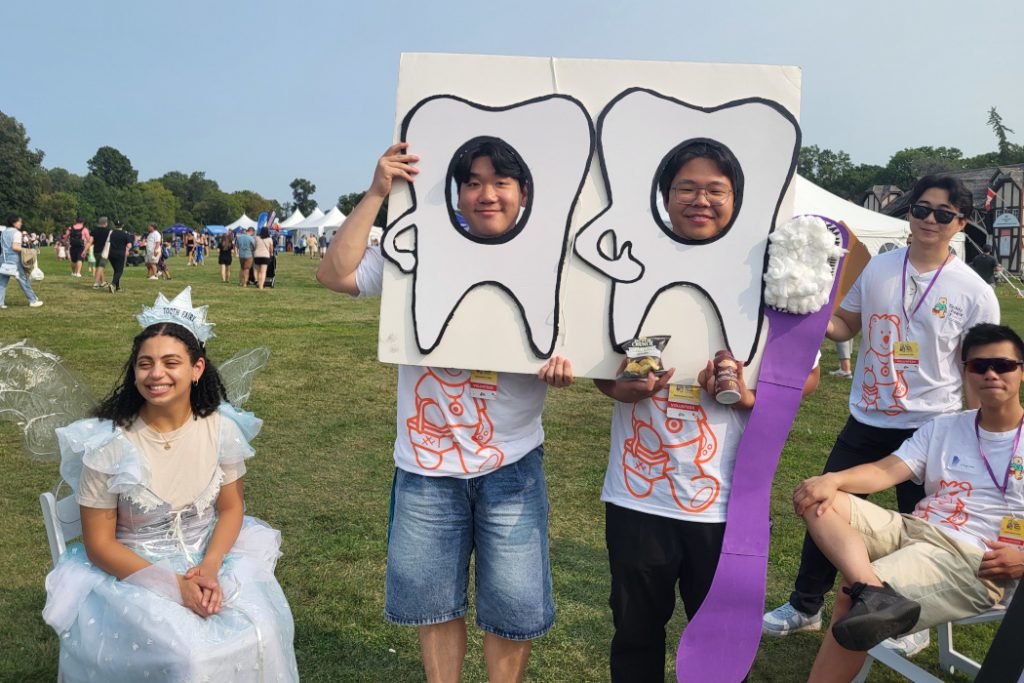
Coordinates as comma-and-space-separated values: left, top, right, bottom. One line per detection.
0, 341, 96, 461
218, 347, 270, 408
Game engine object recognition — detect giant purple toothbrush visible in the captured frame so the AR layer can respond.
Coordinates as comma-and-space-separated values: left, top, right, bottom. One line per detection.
676, 218, 848, 682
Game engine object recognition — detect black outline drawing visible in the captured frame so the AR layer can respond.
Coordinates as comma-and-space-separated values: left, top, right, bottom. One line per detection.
380, 93, 595, 358
573, 87, 801, 363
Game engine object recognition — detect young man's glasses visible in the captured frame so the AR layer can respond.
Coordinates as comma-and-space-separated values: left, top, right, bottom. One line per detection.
909, 204, 963, 225
671, 185, 732, 206
963, 357, 1024, 374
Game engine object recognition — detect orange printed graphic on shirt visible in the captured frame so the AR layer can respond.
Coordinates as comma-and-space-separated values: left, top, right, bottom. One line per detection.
621, 392, 720, 513
857, 314, 909, 416
914, 479, 972, 530
406, 368, 504, 474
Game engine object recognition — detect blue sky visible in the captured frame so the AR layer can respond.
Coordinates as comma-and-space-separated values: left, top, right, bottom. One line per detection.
3, 0, 1022, 210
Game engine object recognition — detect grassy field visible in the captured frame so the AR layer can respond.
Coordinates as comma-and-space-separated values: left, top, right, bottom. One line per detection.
0, 248, 1017, 681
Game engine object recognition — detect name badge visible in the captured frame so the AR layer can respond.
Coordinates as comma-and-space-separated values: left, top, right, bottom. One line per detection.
469, 371, 498, 400
667, 384, 703, 421
893, 341, 920, 374
997, 516, 1024, 547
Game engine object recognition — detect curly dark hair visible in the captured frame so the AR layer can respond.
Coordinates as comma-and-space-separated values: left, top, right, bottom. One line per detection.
94, 323, 227, 427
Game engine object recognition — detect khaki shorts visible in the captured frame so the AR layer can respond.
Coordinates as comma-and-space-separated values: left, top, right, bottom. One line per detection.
848, 495, 1006, 631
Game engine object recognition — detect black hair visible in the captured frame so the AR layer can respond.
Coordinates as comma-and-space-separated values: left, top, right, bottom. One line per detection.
259, 227, 271, 239
94, 323, 227, 427
908, 174, 973, 217
961, 323, 1024, 362
982, 243, 992, 254
658, 140, 742, 205
451, 137, 529, 193
6, 213, 21, 225
113, 219, 123, 228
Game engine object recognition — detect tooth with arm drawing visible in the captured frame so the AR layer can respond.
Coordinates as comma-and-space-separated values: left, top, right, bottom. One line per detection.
573, 89, 800, 361
380, 94, 594, 358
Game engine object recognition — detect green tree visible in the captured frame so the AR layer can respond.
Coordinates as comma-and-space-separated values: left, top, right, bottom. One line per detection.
231, 190, 275, 219
118, 181, 179, 230
77, 174, 117, 224
192, 192, 243, 226
0, 111, 45, 221
338, 191, 388, 227
881, 146, 963, 187
798, 145, 854, 195
33, 191, 80, 234
290, 178, 317, 215
87, 146, 138, 188
47, 167, 84, 194
987, 107, 1016, 162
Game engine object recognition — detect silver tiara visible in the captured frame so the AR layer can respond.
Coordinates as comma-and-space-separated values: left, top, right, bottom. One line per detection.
136, 286, 215, 343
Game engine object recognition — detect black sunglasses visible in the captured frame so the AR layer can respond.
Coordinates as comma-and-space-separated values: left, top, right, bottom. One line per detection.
963, 357, 1024, 374
909, 204, 963, 225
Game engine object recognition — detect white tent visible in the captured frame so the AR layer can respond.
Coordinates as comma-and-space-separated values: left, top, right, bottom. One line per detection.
793, 176, 965, 259
278, 209, 306, 229
225, 213, 258, 231
289, 207, 326, 231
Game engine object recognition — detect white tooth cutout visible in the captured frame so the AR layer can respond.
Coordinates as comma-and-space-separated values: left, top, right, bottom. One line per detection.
574, 89, 800, 363
380, 94, 594, 358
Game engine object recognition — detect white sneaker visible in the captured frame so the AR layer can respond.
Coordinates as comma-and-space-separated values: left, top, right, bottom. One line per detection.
881, 630, 930, 657
148, 276, 158, 280
829, 368, 853, 378
29, 300, 43, 308
763, 603, 822, 636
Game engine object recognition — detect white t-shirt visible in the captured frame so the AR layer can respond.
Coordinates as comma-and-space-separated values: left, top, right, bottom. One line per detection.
354, 246, 546, 478
895, 410, 1024, 552
78, 412, 246, 510
145, 230, 162, 255
602, 352, 820, 522
841, 248, 999, 429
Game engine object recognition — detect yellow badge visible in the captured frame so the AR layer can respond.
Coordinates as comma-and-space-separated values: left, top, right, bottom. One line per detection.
469, 371, 498, 400
998, 516, 1024, 547
893, 341, 920, 373
667, 384, 702, 420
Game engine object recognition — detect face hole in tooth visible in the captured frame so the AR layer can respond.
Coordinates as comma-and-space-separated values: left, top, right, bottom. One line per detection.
445, 135, 534, 245
650, 137, 745, 245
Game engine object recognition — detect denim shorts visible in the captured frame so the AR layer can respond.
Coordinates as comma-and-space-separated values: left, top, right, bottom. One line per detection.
384, 445, 554, 640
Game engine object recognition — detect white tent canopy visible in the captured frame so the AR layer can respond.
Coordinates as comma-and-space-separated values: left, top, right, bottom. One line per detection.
792, 176, 965, 258
225, 213, 258, 231
289, 207, 326, 230
278, 209, 306, 229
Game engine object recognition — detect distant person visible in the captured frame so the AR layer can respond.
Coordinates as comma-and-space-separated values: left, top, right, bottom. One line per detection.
307, 233, 318, 260
144, 223, 162, 280
105, 220, 131, 293
65, 218, 90, 278
0, 214, 44, 308
236, 227, 256, 288
184, 230, 196, 266
218, 233, 234, 283
831, 340, 853, 379
971, 244, 1000, 288
253, 227, 274, 290
318, 233, 327, 259
89, 216, 112, 289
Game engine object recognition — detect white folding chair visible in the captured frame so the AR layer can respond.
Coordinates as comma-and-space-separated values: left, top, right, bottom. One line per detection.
853, 608, 1006, 683
39, 491, 82, 568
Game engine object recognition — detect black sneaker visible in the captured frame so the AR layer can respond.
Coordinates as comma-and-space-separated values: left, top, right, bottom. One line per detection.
831, 582, 921, 651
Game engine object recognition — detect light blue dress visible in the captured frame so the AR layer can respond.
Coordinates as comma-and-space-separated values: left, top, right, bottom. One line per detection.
43, 404, 299, 683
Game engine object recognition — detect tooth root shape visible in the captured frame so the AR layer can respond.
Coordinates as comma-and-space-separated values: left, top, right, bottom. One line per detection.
577, 89, 799, 361
381, 95, 594, 357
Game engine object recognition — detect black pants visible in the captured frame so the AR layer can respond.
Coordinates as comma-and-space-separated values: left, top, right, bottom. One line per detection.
606, 503, 725, 683
788, 416, 924, 615
109, 252, 126, 289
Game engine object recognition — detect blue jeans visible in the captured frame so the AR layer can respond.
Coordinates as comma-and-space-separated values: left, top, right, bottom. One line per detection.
0, 260, 39, 306
385, 446, 554, 640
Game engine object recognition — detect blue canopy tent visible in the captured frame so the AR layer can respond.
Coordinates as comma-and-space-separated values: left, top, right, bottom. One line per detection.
205, 225, 227, 236
165, 224, 193, 235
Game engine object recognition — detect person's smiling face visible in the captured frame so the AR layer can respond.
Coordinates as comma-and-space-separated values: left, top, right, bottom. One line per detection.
133, 334, 205, 410
457, 156, 526, 239
664, 157, 735, 241
908, 187, 966, 249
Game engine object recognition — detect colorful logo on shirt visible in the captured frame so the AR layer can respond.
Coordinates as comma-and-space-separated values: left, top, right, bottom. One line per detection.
857, 314, 908, 416
1011, 455, 1024, 481
914, 479, 972, 530
932, 297, 948, 318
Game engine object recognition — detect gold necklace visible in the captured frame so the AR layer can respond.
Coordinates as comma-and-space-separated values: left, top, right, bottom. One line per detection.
152, 413, 192, 450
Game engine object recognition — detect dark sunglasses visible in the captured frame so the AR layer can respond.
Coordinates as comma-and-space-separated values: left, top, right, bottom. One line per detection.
909, 204, 963, 225
963, 357, 1024, 374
